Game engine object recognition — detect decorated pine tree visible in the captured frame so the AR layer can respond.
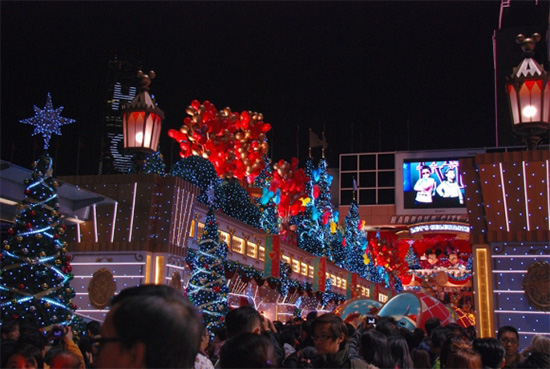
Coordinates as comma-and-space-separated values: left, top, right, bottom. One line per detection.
405, 243, 421, 270
1, 93, 76, 328
296, 157, 329, 257
256, 158, 281, 234
343, 201, 366, 275
187, 209, 230, 335
171, 155, 222, 207
218, 180, 261, 228
129, 150, 166, 175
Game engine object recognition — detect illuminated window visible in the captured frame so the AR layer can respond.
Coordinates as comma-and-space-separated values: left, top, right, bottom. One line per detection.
189, 219, 196, 237
341, 279, 347, 290
379, 293, 388, 303
335, 277, 341, 288
282, 255, 291, 264
292, 260, 300, 273
197, 223, 205, 237
219, 231, 229, 244
246, 242, 257, 258
232, 236, 244, 254
300, 262, 308, 276
259, 246, 265, 261
308, 265, 314, 278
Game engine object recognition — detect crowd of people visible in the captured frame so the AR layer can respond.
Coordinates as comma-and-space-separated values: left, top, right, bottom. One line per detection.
1, 284, 549, 369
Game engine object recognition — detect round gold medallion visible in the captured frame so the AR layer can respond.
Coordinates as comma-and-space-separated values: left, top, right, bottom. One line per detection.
88, 268, 117, 309
522, 261, 550, 312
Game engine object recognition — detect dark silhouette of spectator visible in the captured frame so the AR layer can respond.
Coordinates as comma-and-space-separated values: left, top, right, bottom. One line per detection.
472, 337, 505, 369
445, 323, 465, 339
518, 351, 550, 369
297, 320, 314, 350
3, 342, 43, 369
306, 311, 318, 322
85, 321, 101, 337
226, 306, 263, 337
376, 316, 398, 337
497, 325, 521, 368
224, 306, 284, 367
429, 326, 451, 369
358, 329, 394, 369
411, 347, 431, 369
309, 313, 369, 368
219, 332, 275, 368
50, 350, 82, 369
418, 317, 441, 364
388, 334, 414, 369
446, 341, 482, 369
1, 319, 21, 343
94, 284, 203, 369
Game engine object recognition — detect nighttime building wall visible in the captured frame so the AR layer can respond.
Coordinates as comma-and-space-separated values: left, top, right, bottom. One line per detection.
462, 149, 550, 344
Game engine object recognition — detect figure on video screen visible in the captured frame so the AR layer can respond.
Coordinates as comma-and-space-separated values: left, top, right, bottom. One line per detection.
414, 165, 437, 204
436, 166, 463, 204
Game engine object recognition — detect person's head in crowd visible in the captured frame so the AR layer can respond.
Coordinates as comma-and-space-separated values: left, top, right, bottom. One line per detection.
18, 324, 47, 354
4, 343, 43, 369
518, 351, 550, 369
529, 334, 550, 355
311, 313, 348, 355
86, 321, 101, 337
446, 342, 483, 369
411, 328, 425, 349
445, 322, 465, 338
440, 336, 468, 369
306, 311, 318, 322
497, 325, 520, 365
219, 332, 275, 368
388, 333, 414, 369
49, 350, 81, 369
199, 327, 210, 355
225, 306, 262, 337
359, 329, 394, 369
1, 320, 21, 342
472, 337, 505, 369
465, 325, 477, 341
376, 316, 398, 337
424, 317, 441, 337
430, 326, 451, 355
94, 284, 202, 369
411, 348, 431, 369
279, 330, 298, 351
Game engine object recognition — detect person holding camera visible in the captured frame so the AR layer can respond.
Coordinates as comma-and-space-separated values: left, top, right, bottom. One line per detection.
46, 325, 85, 369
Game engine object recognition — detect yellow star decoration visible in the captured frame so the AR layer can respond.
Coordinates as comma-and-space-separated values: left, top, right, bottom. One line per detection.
299, 197, 311, 206
363, 254, 370, 265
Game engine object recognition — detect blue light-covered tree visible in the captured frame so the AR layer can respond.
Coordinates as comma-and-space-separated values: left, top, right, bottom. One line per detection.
296, 157, 328, 257
187, 209, 230, 335
343, 201, 366, 275
405, 243, 421, 270
1, 93, 76, 328
218, 180, 261, 229
129, 150, 167, 176
255, 157, 280, 234
171, 155, 222, 207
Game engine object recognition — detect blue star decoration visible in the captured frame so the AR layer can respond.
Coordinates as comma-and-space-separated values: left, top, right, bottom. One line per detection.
19, 92, 75, 150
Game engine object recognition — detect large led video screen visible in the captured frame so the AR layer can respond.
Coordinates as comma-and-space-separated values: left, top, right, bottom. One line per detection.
402, 159, 466, 209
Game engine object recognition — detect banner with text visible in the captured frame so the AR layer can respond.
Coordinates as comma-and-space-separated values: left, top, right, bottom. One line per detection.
264, 235, 280, 278
313, 257, 327, 292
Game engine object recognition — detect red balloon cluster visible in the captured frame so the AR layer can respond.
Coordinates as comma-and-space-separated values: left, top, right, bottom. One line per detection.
368, 237, 409, 276
269, 158, 309, 218
168, 100, 271, 183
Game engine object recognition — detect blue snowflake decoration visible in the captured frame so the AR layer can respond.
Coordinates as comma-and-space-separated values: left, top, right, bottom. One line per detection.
20, 93, 75, 150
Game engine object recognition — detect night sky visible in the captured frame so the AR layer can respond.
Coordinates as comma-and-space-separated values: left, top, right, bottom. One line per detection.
1, 1, 547, 175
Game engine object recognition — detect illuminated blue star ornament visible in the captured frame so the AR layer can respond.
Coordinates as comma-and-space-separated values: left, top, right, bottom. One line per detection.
20, 93, 75, 150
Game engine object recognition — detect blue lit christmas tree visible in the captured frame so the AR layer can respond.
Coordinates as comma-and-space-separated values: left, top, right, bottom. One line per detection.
256, 157, 280, 234
187, 209, 230, 335
218, 180, 261, 229
343, 200, 367, 275
296, 157, 328, 257
171, 155, 222, 207
129, 150, 167, 176
1, 93, 76, 328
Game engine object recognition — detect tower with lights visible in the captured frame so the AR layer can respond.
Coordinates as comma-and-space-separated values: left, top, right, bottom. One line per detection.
98, 52, 142, 174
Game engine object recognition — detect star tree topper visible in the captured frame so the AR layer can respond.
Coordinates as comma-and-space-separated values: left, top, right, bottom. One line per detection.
20, 93, 75, 149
